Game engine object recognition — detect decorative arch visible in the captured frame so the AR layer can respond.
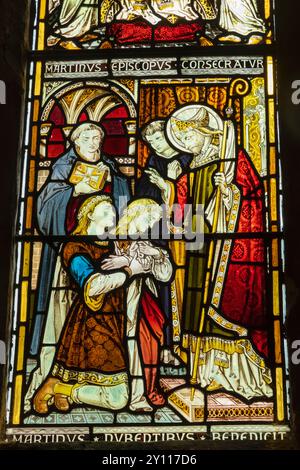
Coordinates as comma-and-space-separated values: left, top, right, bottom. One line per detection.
39, 80, 137, 160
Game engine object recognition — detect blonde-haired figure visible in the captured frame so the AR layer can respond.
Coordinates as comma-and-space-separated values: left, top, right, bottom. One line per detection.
31, 120, 129, 351
102, 198, 173, 411
116, 197, 163, 236
26, 121, 130, 411
33, 195, 130, 413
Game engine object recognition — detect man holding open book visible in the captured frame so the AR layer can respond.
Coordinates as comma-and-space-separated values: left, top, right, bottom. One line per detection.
29, 122, 130, 358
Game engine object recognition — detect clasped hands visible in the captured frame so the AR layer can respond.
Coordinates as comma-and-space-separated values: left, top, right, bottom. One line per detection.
101, 242, 160, 276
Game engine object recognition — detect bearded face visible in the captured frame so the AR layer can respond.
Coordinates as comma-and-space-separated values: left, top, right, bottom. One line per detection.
177, 129, 207, 155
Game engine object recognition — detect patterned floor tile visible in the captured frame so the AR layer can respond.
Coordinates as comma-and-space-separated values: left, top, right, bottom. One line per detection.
25, 406, 180, 426
117, 412, 152, 424
155, 407, 183, 423
71, 414, 87, 424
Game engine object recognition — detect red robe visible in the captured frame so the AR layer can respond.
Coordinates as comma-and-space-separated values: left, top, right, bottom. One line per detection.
108, 20, 204, 45
140, 290, 165, 404
220, 150, 268, 358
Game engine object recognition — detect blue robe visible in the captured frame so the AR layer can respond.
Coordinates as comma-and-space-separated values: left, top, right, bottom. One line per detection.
136, 152, 192, 205
30, 147, 130, 355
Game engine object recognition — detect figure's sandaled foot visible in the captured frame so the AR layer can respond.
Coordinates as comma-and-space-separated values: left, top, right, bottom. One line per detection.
218, 34, 241, 43
129, 396, 153, 412
54, 393, 70, 412
206, 379, 223, 392
33, 378, 60, 414
247, 35, 264, 45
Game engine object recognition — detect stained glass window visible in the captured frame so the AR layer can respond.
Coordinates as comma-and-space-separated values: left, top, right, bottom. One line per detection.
4, 0, 290, 445
35, 0, 274, 50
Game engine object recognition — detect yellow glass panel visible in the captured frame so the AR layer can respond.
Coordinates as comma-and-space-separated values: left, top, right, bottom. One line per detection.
189, 173, 195, 197
20, 281, 29, 322
276, 368, 285, 422
26, 196, 33, 229
268, 99, 275, 143
29, 160, 36, 193
267, 57, 274, 96
272, 239, 279, 267
169, 240, 186, 266
22, 242, 31, 277
243, 77, 265, 174
39, 0, 47, 20
12, 375, 23, 425
273, 271, 280, 316
270, 178, 277, 222
16, 326, 26, 371
271, 225, 278, 232
263, 180, 268, 194
269, 147, 276, 174
274, 320, 282, 364
33, 99, 40, 122
265, 0, 271, 19
37, 23, 45, 51
174, 268, 185, 319
31, 125, 38, 156
34, 62, 42, 96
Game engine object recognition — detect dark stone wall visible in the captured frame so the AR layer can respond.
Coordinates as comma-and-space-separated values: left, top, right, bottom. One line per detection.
0, 0, 30, 437
0, 0, 299, 451
277, 0, 300, 447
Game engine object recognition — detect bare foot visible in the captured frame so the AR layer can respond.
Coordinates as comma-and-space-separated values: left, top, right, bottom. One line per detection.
129, 396, 153, 412
33, 378, 60, 414
148, 389, 165, 407
54, 394, 70, 412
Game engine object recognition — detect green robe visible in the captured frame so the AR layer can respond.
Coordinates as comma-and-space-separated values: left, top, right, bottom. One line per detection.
184, 162, 217, 334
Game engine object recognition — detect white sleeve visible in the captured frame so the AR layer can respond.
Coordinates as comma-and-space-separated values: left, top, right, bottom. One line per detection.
222, 186, 233, 211
87, 271, 127, 297
161, 180, 173, 207
150, 247, 173, 283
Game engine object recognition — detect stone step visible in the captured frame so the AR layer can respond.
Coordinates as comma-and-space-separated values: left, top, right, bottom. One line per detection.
160, 378, 274, 423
